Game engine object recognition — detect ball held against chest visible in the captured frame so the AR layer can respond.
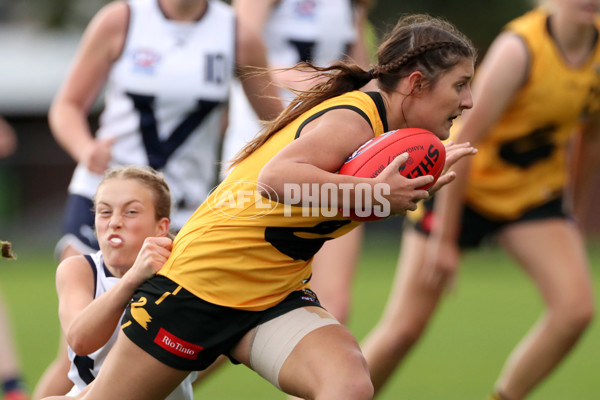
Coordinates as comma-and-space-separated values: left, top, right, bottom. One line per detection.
338, 128, 446, 221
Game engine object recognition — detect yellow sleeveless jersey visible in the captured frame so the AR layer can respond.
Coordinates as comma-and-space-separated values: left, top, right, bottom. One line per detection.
464, 8, 600, 220
158, 91, 387, 310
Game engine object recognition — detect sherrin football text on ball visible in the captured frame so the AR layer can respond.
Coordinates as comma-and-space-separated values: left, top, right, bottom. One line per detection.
338, 128, 446, 221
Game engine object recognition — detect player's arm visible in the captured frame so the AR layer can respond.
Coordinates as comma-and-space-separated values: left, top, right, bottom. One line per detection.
258, 109, 431, 214
58, 238, 172, 356
348, 1, 378, 92
48, 1, 128, 174
234, 0, 283, 123
56, 255, 114, 355
424, 32, 529, 286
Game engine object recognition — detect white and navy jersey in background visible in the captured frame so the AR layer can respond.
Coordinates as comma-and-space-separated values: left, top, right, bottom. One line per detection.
264, 0, 357, 68
68, 0, 235, 229
66, 251, 195, 399
221, 0, 357, 174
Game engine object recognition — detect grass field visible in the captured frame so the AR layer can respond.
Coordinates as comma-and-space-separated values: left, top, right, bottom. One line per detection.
1, 228, 599, 400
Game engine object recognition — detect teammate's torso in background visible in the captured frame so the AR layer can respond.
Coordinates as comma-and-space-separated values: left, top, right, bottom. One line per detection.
465, 8, 600, 220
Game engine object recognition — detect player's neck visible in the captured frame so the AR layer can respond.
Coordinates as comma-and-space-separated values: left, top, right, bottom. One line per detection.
159, 0, 208, 22
379, 90, 409, 131
548, 14, 597, 66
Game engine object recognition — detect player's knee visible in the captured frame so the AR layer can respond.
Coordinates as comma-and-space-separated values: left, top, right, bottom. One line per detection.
552, 294, 594, 335
318, 364, 373, 400
338, 374, 374, 400
563, 300, 594, 334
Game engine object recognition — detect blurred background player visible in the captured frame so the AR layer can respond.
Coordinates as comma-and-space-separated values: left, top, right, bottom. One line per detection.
361, 0, 600, 399
55, 165, 195, 399
0, 118, 28, 400
221, 0, 376, 329
33, 0, 283, 398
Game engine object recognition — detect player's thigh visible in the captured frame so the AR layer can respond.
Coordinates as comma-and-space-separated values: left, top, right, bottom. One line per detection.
276, 310, 368, 396
230, 306, 367, 396
80, 331, 190, 400
499, 218, 593, 307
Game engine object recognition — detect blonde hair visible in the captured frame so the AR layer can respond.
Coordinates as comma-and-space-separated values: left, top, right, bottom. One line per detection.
96, 165, 171, 222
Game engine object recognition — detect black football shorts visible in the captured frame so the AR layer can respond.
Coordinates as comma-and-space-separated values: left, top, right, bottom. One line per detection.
121, 275, 322, 371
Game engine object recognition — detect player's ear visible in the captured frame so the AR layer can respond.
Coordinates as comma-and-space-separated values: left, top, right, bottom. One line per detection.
406, 71, 425, 94
156, 217, 170, 237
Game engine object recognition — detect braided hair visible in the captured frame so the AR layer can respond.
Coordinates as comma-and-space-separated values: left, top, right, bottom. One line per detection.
229, 14, 476, 168
373, 14, 476, 92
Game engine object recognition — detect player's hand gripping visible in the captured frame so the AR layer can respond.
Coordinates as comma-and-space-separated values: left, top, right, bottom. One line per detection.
128, 237, 173, 284
374, 152, 432, 216
82, 137, 116, 175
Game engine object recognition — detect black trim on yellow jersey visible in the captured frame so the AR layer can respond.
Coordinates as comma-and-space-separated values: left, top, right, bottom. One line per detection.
366, 91, 388, 132
265, 219, 352, 261
294, 105, 372, 139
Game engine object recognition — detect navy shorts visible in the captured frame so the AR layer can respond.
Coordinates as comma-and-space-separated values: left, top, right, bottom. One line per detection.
410, 197, 568, 248
121, 275, 323, 371
55, 194, 98, 258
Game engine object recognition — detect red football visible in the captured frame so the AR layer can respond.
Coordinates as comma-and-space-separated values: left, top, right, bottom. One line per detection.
338, 128, 446, 221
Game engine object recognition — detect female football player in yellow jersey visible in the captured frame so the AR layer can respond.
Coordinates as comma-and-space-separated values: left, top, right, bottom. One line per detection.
224, 0, 377, 336
34, 0, 283, 398
42, 14, 477, 400
361, 1, 600, 399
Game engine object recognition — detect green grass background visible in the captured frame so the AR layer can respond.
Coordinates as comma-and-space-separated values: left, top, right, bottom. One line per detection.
1, 230, 599, 400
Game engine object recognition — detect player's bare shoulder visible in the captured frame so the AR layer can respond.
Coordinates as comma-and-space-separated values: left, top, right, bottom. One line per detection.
56, 254, 95, 285
85, 0, 130, 62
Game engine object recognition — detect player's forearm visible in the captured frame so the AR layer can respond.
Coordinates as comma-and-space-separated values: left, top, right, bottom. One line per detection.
240, 72, 284, 122
66, 278, 139, 355
431, 158, 471, 243
49, 101, 95, 164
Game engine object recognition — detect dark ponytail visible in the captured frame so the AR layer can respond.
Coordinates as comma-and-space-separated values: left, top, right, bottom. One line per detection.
228, 61, 373, 167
